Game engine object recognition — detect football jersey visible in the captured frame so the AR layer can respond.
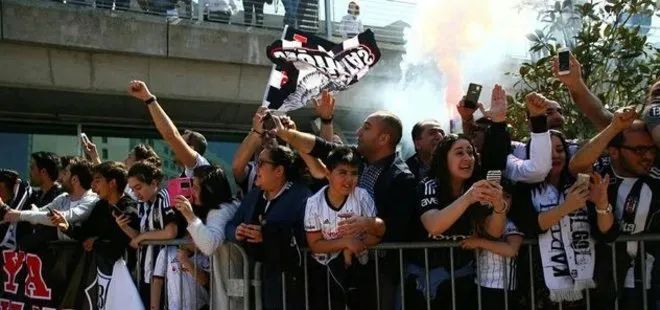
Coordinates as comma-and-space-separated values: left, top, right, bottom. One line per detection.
476, 220, 523, 290
153, 246, 210, 310
304, 186, 376, 265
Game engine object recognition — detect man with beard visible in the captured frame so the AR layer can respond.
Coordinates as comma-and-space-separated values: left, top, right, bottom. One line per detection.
29, 152, 64, 207
406, 120, 445, 182
51, 161, 139, 265
3, 157, 98, 246
271, 110, 417, 310
570, 107, 660, 310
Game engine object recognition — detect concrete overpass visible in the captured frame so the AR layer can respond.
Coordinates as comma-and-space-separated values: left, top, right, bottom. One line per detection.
0, 0, 407, 141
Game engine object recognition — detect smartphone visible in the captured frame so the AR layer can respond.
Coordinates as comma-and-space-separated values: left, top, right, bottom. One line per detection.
486, 170, 502, 184
576, 173, 591, 189
80, 132, 91, 144
558, 48, 570, 76
167, 178, 193, 206
464, 83, 482, 109
262, 112, 276, 131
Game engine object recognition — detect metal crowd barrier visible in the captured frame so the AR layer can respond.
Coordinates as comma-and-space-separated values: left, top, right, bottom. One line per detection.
257, 234, 660, 310
141, 239, 251, 310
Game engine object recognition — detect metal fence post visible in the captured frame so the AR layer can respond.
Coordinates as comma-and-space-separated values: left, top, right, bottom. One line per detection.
324, 0, 332, 39
197, 0, 204, 22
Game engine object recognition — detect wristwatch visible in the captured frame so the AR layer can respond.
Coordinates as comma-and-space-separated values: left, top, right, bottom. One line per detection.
596, 204, 612, 215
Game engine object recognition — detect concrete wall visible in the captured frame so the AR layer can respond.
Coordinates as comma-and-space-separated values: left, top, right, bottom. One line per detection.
0, 0, 404, 134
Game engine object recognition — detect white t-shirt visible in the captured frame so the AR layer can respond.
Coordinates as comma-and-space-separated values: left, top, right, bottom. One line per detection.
476, 221, 523, 289
304, 186, 376, 265
183, 154, 211, 178
153, 246, 211, 310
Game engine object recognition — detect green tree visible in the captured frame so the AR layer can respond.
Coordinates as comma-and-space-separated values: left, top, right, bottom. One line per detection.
508, 0, 660, 141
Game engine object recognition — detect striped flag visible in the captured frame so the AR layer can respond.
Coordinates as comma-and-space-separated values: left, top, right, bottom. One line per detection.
263, 26, 381, 112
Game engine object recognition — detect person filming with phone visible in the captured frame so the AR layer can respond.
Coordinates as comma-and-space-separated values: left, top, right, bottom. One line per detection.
3, 157, 99, 249
568, 106, 660, 309
49, 161, 139, 262
172, 165, 242, 310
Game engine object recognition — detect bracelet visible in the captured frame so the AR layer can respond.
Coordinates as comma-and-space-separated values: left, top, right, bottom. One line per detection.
320, 116, 333, 124
144, 96, 157, 105
493, 200, 509, 214
595, 203, 612, 215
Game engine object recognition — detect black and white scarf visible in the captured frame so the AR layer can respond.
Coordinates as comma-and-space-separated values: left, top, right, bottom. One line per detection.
0, 181, 33, 249
533, 184, 595, 302
263, 26, 381, 112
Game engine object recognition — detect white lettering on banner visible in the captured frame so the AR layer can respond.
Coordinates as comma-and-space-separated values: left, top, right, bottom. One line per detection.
271, 46, 376, 80
85, 270, 112, 310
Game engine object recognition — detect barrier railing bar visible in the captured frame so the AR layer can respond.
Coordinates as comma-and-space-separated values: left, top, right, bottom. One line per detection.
585, 284, 590, 310
282, 271, 287, 310
424, 248, 431, 310
641, 241, 648, 310
399, 248, 405, 310
502, 255, 508, 310
449, 247, 456, 310
254, 262, 263, 310
193, 245, 198, 310
528, 245, 535, 309
612, 244, 619, 310
304, 254, 309, 310
476, 249, 482, 310
226, 242, 252, 310
375, 249, 381, 310
558, 300, 563, 310
327, 266, 332, 310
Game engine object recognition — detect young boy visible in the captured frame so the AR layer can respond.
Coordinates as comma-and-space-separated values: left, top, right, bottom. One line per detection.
151, 236, 211, 310
304, 146, 385, 309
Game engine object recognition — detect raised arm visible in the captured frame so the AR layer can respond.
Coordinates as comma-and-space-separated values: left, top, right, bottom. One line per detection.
273, 116, 339, 158
480, 85, 511, 172
314, 90, 336, 142
504, 93, 552, 183
569, 107, 636, 175
553, 53, 612, 131
233, 108, 267, 184
128, 80, 199, 170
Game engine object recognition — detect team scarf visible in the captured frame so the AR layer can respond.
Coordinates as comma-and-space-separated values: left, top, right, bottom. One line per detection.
263, 26, 381, 112
533, 184, 595, 302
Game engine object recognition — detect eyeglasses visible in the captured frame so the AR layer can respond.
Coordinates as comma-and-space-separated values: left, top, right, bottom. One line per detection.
257, 158, 276, 167
618, 145, 657, 156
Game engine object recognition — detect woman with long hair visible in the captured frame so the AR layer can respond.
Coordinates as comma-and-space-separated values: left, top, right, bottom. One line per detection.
406, 132, 509, 309
509, 130, 616, 310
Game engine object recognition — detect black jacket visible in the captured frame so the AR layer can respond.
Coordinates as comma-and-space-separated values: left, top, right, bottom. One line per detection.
309, 137, 418, 243
65, 196, 139, 263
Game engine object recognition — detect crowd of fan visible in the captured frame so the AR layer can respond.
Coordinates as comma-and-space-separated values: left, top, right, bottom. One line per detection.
1, 52, 660, 310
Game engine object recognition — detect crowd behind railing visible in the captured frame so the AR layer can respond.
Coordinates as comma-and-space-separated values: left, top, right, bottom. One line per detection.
41, 0, 410, 43
1, 50, 660, 310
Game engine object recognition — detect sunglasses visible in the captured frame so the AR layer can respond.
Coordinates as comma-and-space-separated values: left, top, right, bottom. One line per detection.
618, 145, 657, 156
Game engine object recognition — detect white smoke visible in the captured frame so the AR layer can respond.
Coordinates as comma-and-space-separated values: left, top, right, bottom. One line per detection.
383, 0, 538, 158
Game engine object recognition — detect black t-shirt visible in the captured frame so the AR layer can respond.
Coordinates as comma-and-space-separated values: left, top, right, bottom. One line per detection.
411, 177, 489, 269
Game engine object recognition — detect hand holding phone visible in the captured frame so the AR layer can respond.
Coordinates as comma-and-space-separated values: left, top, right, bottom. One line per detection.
167, 178, 193, 206
262, 112, 276, 131
558, 48, 570, 76
486, 170, 502, 184
464, 83, 482, 110
80, 133, 91, 145
576, 173, 591, 189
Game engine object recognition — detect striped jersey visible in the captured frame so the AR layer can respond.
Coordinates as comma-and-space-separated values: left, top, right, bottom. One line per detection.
153, 246, 210, 310
138, 188, 177, 284
476, 220, 523, 290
